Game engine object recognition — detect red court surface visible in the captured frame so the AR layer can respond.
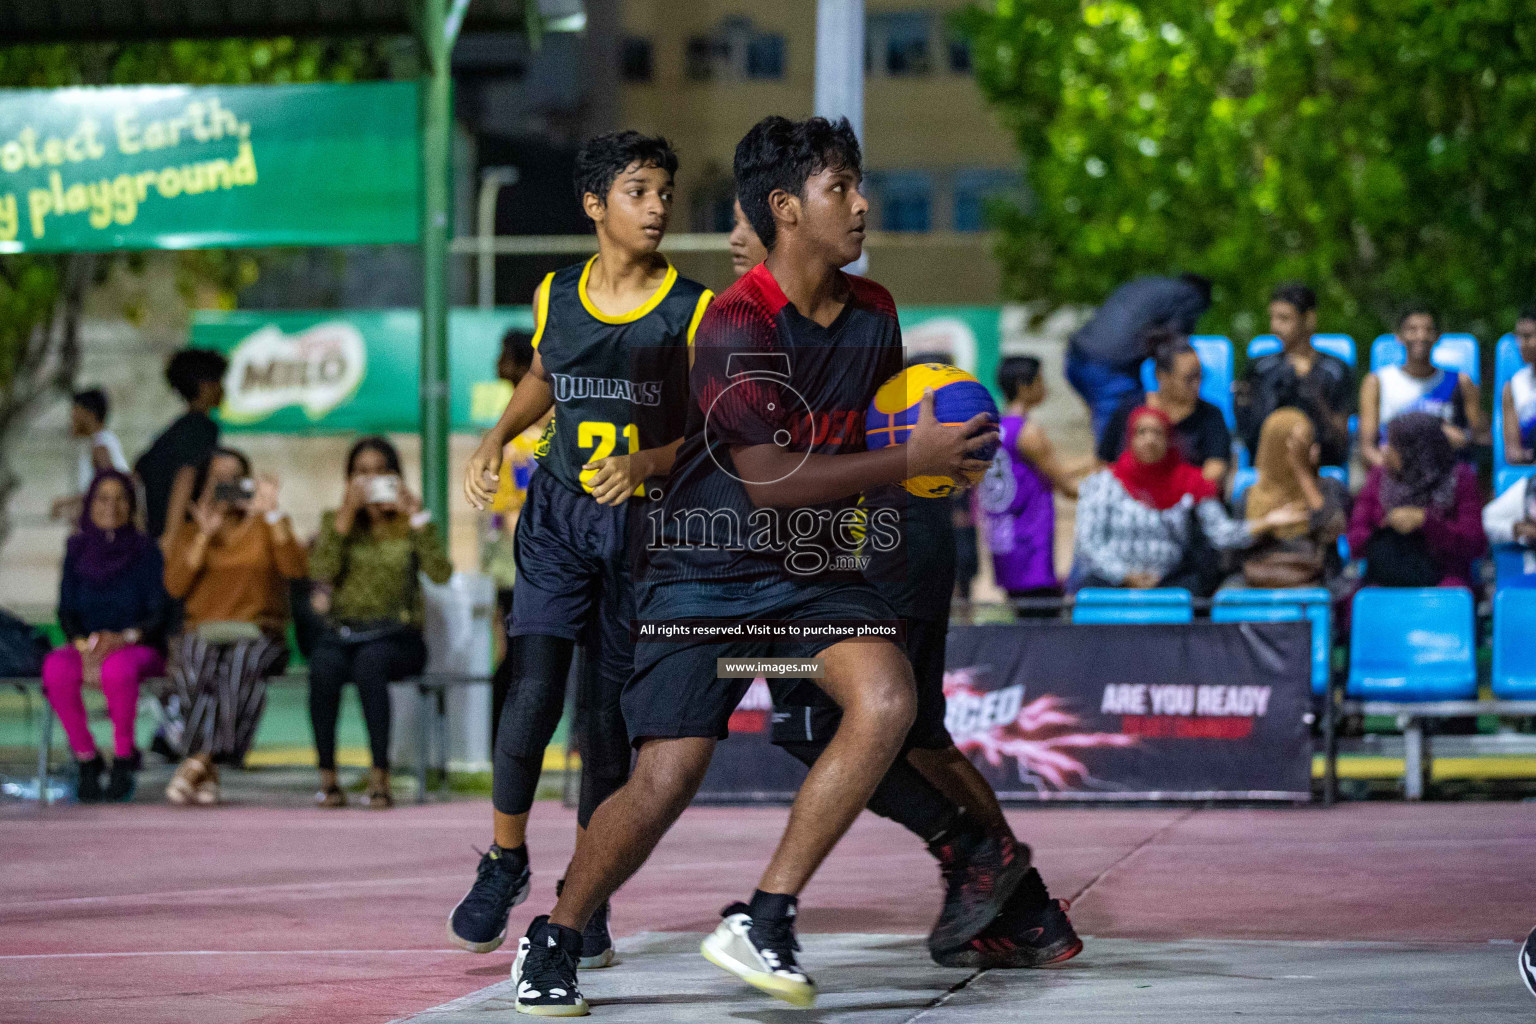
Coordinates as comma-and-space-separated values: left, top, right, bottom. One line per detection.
3, 800, 1533, 1024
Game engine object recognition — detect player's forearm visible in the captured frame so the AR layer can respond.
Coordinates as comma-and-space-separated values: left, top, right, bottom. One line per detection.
484, 373, 553, 447
732, 444, 908, 508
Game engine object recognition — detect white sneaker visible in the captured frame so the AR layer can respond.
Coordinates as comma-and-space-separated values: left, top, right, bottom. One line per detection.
699, 902, 816, 1008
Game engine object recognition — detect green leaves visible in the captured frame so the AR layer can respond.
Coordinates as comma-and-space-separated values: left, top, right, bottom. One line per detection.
960, 0, 1536, 344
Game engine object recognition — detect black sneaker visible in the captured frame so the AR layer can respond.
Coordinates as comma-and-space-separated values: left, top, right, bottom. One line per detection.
75, 755, 105, 803
1520, 925, 1536, 999
700, 902, 816, 1008
104, 752, 139, 802
513, 915, 588, 1017
556, 878, 616, 969
926, 825, 1030, 955
446, 845, 531, 953
934, 868, 1083, 968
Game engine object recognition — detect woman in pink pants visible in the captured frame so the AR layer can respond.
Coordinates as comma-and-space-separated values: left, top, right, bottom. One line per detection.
42, 470, 168, 802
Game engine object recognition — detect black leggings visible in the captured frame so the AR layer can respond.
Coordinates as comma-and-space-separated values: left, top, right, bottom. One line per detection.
492, 633, 631, 827
308, 631, 427, 772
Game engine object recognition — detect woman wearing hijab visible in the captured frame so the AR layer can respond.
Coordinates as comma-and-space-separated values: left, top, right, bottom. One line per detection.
1348, 411, 1486, 588
1235, 408, 1349, 590
1073, 406, 1306, 594
41, 470, 168, 802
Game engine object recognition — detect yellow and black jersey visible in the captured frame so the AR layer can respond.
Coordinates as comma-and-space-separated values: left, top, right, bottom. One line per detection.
531, 255, 711, 496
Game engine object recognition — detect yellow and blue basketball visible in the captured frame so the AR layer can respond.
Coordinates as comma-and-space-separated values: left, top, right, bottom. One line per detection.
865, 363, 999, 497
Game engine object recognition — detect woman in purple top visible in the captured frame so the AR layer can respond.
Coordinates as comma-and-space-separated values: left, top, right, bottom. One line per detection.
979, 357, 1089, 615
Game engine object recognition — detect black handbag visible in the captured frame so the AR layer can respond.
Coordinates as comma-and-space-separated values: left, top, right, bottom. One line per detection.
0, 607, 48, 677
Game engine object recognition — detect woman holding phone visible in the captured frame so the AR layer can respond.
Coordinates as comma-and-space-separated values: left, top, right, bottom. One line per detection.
163, 447, 307, 805
307, 436, 452, 808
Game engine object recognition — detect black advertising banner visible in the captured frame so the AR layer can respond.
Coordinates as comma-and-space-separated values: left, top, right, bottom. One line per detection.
695, 621, 1312, 803
944, 622, 1312, 801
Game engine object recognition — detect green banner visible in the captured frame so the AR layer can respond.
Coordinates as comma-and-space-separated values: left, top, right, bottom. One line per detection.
0, 82, 419, 253
897, 305, 1003, 402
193, 308, 534, 434
192, 305, 1005, 435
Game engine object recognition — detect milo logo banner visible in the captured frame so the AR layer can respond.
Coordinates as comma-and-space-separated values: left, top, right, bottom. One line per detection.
696, 622, 1312, 804
192, 307, 536, 433
943, 622, 1312, 801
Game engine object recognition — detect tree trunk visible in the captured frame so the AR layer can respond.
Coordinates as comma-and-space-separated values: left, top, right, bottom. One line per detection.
0, 253, 92, 555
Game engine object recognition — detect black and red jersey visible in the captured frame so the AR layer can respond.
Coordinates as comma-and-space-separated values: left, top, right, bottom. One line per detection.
640, 263, 904, 613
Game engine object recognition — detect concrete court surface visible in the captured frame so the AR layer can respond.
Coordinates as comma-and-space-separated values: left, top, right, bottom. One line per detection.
2, 800, 1533, 1024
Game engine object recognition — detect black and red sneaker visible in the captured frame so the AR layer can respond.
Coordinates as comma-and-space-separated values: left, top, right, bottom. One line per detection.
926, 824, 1030, 955
933, 868, 1083, 969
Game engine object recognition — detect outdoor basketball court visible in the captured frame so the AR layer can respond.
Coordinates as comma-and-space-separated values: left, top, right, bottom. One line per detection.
4, 798, 1532, 1023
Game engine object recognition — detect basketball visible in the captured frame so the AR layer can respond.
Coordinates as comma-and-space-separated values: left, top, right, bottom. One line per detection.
865, 363, 1000, 497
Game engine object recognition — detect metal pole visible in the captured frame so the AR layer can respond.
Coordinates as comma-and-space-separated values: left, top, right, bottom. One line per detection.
418, 0, 465, 526
814, 0, 867, 274
477, 167, 519, 310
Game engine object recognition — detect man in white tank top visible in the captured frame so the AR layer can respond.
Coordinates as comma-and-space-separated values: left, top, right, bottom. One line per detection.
1360, 306, 1484, 468
1501, 310, 1536, 466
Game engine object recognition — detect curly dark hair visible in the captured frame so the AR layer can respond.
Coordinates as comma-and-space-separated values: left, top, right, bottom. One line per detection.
733, 116, 862, 250
573, 130, 677, 207
165, 348, 229, 403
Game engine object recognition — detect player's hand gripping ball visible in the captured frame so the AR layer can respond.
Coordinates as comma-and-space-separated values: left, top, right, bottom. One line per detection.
865, 363, 1000, 497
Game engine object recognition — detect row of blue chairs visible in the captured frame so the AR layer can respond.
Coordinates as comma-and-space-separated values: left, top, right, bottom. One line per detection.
1071, 585, 1536, 700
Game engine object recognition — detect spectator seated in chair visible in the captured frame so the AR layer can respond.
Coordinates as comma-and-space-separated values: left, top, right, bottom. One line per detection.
1072, 406, 1305, 597
41, 470, 168, 803
307, 436, 452, 810
1099, 327, 1231, 487
1348, 412, 1486, 589
1500, 308, 1536, 466
161, 448, 307, 806
1229, 408, 1349, 592
1483, 472, 1536, 549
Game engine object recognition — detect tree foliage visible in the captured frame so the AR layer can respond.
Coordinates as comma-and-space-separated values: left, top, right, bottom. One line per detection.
957, 0, 1536, 345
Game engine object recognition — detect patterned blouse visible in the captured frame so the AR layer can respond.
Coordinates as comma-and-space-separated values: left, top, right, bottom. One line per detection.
309, 510, 453, 627
1073, 470, 1252, 584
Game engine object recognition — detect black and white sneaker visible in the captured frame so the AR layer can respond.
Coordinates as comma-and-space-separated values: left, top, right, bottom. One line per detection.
1520, 925, 1536, 999
556, 878, 617, 969
700, 902, 816, 1008
512, 915, 588, 1017
447, 844, 531, 953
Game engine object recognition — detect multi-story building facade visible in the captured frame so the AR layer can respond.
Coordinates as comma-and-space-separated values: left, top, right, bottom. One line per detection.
613, 0, 1019, 303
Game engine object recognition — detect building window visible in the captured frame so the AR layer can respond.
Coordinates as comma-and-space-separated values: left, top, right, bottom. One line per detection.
869, 171, 933, 232
953, 168, 1016, 232
686, 36, 729, 80
746, 33, 786, 79
869, 12, 933, 77
621, 38, 654, 82
948, 32, 972, 73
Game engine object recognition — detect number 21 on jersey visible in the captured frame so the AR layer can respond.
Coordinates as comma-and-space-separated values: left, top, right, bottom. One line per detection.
577, 420, 642, 495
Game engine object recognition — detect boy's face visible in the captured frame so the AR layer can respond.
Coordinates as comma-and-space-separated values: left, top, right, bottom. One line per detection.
1023, 377, 1047, 407
1516, 318, 1536, 366
729, 199, 768, 278
498, 357, 530, 386
1398, 313, 1438, 362
586, 161, 672, 255
69, 404, 96, 437
1268, 300, 1315, 347
796, 164, 868, 267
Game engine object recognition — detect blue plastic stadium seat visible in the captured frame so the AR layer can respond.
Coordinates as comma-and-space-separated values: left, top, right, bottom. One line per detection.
1072, 588, 1193, 624
1346, 587, 1476, 700
1230, 467, 1257, 505
1493, 544, 1536, 590
1495, 466, 1536, 497
1493, 333, 1523, 479
1247, 333, 1357, 367
1492, 590, 1536, 698
1213, 588, 1332, 694
1318, 465, 1348, 486
1140, 335, 1235, 430
1370, 332, 1481, 385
